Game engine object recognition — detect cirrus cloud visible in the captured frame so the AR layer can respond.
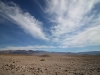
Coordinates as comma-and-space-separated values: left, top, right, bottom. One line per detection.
45, 0, 100, 47
0, 0, 100, 51
0, 1, 48, 40
0, 45, 57, 51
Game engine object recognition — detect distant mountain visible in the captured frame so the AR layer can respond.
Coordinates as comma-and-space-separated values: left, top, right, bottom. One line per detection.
0, 50, 100, 55
77, 51, 100, 55
0, 50, 49, 55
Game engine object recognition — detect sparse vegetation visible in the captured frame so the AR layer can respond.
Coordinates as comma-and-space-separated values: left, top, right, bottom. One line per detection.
40, 58, 45, 61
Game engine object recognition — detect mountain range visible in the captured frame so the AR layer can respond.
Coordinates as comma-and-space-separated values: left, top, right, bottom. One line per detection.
0, 50, 100, 55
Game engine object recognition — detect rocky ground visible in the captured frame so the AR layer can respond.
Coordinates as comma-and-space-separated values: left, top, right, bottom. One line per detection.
0, 54, 100, 75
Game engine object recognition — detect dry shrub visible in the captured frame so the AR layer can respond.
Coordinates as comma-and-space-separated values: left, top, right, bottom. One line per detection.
40, 58, 45, 61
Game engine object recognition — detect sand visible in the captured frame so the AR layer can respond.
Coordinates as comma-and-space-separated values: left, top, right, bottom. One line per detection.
0, 54, 100, 75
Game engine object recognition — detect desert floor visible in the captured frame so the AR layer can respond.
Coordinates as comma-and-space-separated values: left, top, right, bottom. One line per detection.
0, 54, 100, 75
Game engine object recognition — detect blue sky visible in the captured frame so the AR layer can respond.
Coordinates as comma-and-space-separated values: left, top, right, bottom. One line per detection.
0, 0, 100, 52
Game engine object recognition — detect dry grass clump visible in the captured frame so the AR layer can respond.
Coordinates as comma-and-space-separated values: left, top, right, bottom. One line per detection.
40, 58, 45, 61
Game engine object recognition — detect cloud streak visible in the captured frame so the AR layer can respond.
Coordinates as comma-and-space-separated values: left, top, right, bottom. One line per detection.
62, 25, 100, 47
0, 45, 56, 51
45, 0, 100, 47
0, 0, 100, 50
0, 1, 48, 40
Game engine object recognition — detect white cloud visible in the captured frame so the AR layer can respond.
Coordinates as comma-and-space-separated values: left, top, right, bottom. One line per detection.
0, 1, 48, 40
0, 45, 57, 51
62, 25, 100, 47
45, 0, 100, 47
0, 0, 100, 50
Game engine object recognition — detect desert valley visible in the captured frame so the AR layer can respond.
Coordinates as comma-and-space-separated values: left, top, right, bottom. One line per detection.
0, 53, 100, 75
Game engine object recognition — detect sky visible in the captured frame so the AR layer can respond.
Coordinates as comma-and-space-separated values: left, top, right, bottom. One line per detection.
0, 0, 100, 52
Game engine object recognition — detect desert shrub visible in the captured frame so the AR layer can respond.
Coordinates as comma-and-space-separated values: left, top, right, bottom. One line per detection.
40, 58, 45, 61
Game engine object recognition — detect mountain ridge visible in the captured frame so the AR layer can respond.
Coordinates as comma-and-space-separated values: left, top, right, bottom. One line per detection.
0, 50, 100, 55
